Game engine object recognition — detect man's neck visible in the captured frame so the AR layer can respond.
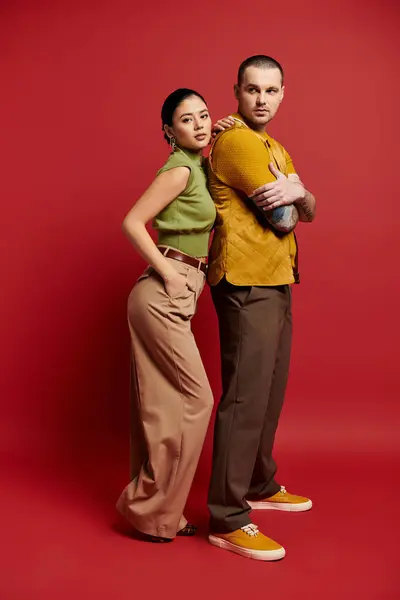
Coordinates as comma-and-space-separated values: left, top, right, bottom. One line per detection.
236, 112, 267, 134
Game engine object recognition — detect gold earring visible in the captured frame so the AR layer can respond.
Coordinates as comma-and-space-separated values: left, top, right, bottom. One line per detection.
170, 136, 177, 151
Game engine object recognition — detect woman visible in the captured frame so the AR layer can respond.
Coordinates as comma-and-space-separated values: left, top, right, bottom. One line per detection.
116, 89, 216, 543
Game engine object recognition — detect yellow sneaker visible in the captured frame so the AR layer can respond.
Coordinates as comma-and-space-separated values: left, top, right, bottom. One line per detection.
247, 486, 312, 512
209, 524, 285, 561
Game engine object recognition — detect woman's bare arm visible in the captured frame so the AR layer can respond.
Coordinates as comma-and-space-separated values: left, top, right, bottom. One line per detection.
123, 166, 190, 285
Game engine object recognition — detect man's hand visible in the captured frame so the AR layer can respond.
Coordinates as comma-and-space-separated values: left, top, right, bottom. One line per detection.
250, 163, 305, 211
211, 116, 236, 138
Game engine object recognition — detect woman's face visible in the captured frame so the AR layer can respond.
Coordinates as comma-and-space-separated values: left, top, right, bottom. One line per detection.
167, 95, 212, 152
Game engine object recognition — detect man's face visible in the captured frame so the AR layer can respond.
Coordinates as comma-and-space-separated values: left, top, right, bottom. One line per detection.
235, 66, 284, 130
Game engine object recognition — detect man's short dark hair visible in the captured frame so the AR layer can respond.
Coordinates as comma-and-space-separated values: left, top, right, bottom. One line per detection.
238, 55, 284, 85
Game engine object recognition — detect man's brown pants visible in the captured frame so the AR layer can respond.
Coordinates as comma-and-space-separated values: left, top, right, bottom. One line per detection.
116, 258, 213, 539
208, 278, 292, 533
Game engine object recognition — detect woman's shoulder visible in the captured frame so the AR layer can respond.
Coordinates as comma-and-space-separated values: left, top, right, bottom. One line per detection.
158, 149, 193, 173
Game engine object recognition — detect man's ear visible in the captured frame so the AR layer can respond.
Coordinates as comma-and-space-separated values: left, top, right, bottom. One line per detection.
234, 84, 240, 100
281, 85, 285, 102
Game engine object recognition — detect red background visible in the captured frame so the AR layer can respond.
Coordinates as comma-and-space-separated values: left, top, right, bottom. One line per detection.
1, 1, 399, 598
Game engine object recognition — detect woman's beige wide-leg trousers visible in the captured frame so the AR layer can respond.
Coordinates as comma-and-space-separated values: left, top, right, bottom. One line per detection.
116, 257, 213, 539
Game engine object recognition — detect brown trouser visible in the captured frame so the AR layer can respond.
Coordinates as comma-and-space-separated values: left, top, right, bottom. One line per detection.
208, 278, 292, 533
116, 256, 213, 539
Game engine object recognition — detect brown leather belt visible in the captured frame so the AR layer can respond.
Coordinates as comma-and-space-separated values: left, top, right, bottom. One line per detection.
158, 246, 208, 275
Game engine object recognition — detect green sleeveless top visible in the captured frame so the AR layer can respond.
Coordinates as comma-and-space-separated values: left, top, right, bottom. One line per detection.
153, 148, 216, 257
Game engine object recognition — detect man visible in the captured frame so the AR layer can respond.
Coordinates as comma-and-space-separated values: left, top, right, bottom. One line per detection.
207, 55, 316, 561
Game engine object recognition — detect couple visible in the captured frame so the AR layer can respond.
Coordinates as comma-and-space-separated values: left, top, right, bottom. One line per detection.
116, 55, 316, 561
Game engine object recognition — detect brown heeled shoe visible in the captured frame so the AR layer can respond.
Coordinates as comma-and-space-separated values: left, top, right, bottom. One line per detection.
145, 534, 173, 543
177, 523, 197, 536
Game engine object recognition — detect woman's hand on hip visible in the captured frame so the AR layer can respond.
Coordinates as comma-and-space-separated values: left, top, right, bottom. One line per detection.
163, 271, 188, 298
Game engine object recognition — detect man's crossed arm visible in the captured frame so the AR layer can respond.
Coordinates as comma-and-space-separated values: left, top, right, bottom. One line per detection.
250, 163, 316, 228
211, 127, 316, 234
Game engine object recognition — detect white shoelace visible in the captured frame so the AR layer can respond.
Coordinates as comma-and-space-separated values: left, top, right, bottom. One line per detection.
241, 524, 259, 537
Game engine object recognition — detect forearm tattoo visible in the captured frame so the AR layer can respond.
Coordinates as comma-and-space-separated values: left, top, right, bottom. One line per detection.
265, 204, 299, 232
296, 191, 315, 221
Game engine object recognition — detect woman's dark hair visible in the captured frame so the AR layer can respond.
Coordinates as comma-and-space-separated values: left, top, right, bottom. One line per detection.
161, 88, 207, 144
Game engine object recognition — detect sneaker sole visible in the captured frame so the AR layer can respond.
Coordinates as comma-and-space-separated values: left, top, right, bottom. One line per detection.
208, 535, 286, 561
248, 499, 313, 512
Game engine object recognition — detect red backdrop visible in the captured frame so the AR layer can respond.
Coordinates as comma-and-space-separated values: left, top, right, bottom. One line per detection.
1, 1, 399, 598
